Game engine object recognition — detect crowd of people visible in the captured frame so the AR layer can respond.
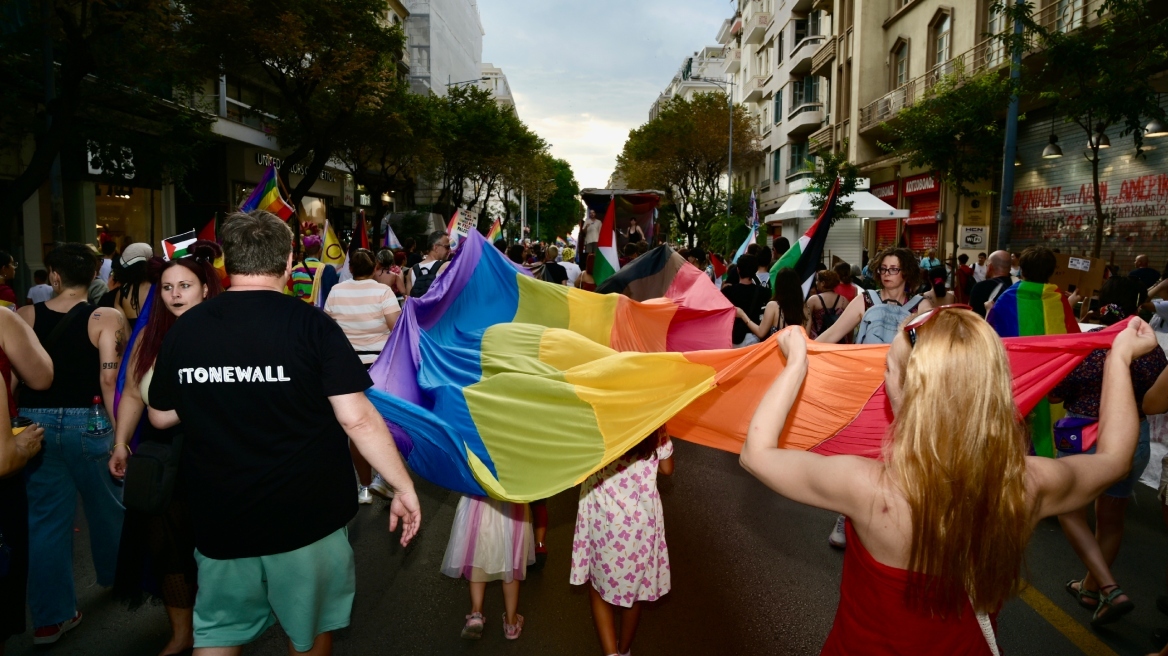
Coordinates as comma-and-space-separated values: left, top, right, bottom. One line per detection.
0, 210, 1167, 656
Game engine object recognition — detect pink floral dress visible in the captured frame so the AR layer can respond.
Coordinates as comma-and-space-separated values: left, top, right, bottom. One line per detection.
569, 435, 672, 607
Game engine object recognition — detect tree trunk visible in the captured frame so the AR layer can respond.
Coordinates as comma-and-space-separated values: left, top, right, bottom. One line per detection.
1090, 150, 1104, 259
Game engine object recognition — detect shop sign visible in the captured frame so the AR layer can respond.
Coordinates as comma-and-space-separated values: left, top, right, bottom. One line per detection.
87, 142, 135, 180
959, 226, 987, 249
358, 193, 372, 206
343, 177, 355, 207
902, 173, 939, 197
255, 152, 336, 183
870, 181, 897, 202
963, 197, 988, 227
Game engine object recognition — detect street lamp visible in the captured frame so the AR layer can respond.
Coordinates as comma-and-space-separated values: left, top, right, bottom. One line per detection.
691, 76, 736, 226
446, 75, 489, 87
536, 178, 554, 242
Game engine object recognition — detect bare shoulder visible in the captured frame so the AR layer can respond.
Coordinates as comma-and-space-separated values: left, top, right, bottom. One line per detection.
15, 304, 35, 326
90, 306, 127, 330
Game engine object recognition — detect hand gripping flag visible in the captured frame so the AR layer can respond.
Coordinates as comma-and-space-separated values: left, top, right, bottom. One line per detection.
771, 177, 840, 297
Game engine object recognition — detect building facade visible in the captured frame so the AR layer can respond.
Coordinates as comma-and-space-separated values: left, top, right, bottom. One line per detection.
404, 0, 485, 96
650, 48, 728, 121
480, 63, 516, 112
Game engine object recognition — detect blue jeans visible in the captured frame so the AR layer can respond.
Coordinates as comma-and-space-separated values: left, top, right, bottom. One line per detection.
21, 407, 124, 628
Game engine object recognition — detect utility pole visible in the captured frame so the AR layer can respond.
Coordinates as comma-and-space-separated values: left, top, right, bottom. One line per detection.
996, 0, 1024, 251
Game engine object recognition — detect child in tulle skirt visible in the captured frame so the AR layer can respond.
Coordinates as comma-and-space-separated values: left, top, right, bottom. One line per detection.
441, 495, 535, 640
570, 426, 675, 656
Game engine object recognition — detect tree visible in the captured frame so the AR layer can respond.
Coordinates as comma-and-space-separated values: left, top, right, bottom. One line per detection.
186, 0, 405, 208
881, 71, 1012, 252
615, 92, 764, 247
806, 140, 861, 219
999, 0, 1168, 257
0, 0, 212, 239
531, 157, 581, 243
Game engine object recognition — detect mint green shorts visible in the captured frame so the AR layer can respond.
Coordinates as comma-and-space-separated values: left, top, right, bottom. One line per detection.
192, 527, 355, 652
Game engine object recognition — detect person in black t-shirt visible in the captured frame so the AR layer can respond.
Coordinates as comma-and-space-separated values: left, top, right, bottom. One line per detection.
968, 250, 1014, 319
1129, 254, 1161, 290
148, 210, 421, 655
721, 254, 770, 348
540, 245, 568, 285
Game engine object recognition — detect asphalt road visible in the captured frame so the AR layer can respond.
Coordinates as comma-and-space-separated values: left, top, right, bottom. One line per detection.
8, 440, 1168, 655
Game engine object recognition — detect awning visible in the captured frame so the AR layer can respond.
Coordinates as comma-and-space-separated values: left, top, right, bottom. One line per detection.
765, 191, 910, 223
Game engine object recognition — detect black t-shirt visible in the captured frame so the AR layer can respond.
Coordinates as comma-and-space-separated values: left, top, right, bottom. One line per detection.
150, 291, 372, 559
722, 283, 770, 344
969, 275, 1014, 319
1130, 267, 1160, 290
542, 261, 568, 285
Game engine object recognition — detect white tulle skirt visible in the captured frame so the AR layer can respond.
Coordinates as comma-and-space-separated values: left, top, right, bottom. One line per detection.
440, 495, 535, 583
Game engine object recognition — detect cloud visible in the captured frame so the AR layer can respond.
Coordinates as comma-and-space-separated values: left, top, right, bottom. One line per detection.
480, 0, 727, 189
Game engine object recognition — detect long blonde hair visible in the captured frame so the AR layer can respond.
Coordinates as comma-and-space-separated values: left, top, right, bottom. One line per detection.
886, 309, 1030, 616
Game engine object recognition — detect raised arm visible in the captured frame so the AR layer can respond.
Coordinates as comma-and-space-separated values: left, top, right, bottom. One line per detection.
815, 293, 866, 343
1028, 319, 1158, 518
330, 391, 421, 546
739, 327, 879, 515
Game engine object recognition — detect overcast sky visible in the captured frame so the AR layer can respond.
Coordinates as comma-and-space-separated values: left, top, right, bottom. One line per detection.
480, 0, 730, 190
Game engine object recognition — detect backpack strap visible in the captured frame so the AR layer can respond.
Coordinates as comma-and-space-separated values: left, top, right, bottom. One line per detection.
829, 293, 842, 311
903, 295, 925, 313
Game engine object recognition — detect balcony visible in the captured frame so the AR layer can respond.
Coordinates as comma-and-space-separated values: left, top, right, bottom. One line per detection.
743, 11, 772, 45
721, 46, 741, 74
810, 36, 835, 78
743, 75, 767, 102
789, 35, 826, 75
857, 0, 1105, 132
812, 0, 832, 11
786, 103, 824, 137
716, 18, 735, 45
808, 124, 834, 153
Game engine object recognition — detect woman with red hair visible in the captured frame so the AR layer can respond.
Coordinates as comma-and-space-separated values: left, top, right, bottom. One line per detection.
108, 245, 223, 656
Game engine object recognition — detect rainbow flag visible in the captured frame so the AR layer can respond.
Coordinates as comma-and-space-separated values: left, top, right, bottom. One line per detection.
240, 166, 295, 220
446, 210, 462, 249
366, 228, 1118, 502
485, 218, 501, 242
987, 280, 1080, 456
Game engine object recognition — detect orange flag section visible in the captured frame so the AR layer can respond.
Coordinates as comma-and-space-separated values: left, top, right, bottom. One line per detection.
669, 334, 889, 454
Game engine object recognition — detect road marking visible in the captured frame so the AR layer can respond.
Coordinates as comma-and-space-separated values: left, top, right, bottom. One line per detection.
1019, 584, 1119, 656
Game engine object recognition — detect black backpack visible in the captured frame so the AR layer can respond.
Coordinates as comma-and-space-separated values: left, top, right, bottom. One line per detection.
818, 293, 843, 332
409, 261, 441, 298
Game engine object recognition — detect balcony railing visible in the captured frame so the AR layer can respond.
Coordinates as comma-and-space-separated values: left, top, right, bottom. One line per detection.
808, 124, 834, 153
743, 75, 768, 102
743, 11, 772, 45
810, 37, 836, 77
858, 0, 1105, 132
721, 46, 741, 74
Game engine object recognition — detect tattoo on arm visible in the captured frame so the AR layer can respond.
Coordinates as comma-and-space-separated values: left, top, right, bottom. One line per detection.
114, 328, 125, 358
102, 361, 119, 370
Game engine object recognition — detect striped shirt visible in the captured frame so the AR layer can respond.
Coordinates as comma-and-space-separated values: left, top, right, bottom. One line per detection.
324, 279, 401, 364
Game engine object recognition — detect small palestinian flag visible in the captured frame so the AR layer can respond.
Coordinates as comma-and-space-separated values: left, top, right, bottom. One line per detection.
162, 230, 197, 261
593, 197, 621, 287
772, 177, 841, 298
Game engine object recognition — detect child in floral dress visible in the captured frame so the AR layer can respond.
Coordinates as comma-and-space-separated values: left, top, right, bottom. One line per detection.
570, 426, 674, 656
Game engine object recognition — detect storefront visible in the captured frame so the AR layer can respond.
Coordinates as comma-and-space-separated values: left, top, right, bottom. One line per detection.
869, 180, 899, 251
902, 173, 941, 252
1010, 105, 1168, 266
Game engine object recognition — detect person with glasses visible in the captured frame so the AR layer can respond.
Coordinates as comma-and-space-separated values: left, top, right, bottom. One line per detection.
405, 231, 451, 299
741, 312, 1160, 655
814, 247, 933, 548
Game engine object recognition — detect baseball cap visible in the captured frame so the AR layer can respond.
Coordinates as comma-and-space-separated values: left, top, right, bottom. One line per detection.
120, 243, 153, 267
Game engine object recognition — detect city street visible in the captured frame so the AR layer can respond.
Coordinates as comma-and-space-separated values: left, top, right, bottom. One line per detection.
8, 439, 1168, 656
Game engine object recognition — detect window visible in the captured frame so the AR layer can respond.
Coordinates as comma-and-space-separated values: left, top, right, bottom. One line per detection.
789, 141, 809, 172
794, 18, 807, 45
1057, 0, 1084, 32
773, 149, 783, 183
792, 76, 819, 110
986, 5, 1005, 66
809, 11, 821, 37
774, 90, 783, 124
777, 31, 784, 64
931, 12, 952, 70
892, 41, 909, 89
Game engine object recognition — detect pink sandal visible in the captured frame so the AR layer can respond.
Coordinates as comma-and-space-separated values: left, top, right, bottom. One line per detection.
503, 613, 524, 640
460, 612, 484, 639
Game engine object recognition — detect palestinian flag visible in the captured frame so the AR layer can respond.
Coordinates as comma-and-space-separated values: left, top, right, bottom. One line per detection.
162, 230, 197, 261
771, 177, 841, 298
593, 197, 620, 287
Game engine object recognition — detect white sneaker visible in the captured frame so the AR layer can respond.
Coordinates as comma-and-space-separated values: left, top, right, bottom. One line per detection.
368, 474, 393, 499
828, 514, 847, 549
358, 487, 373, 505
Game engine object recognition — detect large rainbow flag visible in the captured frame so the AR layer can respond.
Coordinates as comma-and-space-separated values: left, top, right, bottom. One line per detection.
987, 280, 1079, 456
367, 229, 1123, 502
240, 166, 295, 220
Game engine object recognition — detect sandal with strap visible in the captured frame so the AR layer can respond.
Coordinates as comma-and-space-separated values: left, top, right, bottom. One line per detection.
1091, 584, 1135, 627
1066, 578, 1100, 610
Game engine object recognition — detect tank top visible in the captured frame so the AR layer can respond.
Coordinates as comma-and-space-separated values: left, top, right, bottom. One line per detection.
20, 302, 102, 409
820, 521, 994, 655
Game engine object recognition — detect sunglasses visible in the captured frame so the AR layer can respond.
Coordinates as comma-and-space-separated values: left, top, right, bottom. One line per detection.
902, 304, 972, 347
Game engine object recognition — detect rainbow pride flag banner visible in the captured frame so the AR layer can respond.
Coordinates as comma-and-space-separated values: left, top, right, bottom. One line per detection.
367, 229, 1120, 502
485, 218, 501, 242
240, 166, 295, 220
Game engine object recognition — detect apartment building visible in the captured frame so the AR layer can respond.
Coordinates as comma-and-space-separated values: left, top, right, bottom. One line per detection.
807, 0, 1167, 265
649, 48, 728, 121
404, 0, 485, 95
480, 63, 516, 112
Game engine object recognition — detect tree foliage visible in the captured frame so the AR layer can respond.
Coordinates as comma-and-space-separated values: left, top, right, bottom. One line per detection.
997, 0, 1168, 257
530, 157, 581, 243
615, 91, 764, 247
807, 140, 861, 219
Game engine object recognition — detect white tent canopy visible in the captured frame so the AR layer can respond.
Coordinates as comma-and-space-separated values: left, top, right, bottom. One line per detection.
765, 191, 909, 223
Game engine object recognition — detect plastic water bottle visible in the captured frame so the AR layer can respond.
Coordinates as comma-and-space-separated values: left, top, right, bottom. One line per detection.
86, 396, 112, 435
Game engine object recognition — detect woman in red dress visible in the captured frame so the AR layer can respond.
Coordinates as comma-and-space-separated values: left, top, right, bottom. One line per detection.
741, 310, 1159, 655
